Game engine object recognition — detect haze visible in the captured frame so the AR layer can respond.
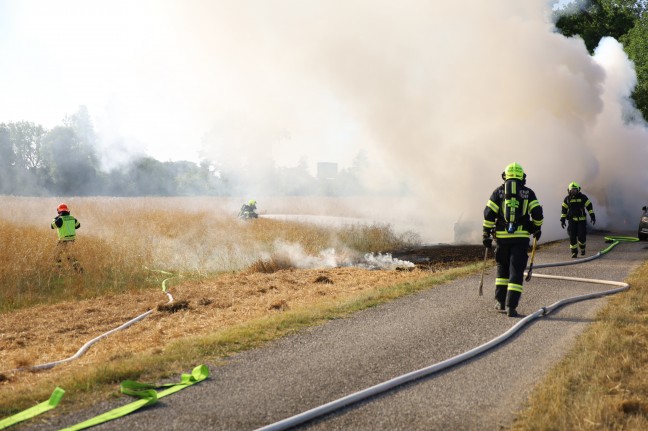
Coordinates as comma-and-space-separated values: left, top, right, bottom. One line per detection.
1, 0, 647, 243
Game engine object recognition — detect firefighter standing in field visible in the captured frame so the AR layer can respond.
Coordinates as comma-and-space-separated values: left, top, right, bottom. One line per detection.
560, 182, 596, 258
482, 162, 544, 317
51, 202, 83, 273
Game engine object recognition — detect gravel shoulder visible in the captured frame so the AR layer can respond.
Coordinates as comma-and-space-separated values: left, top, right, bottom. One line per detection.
19, 234, 648, 431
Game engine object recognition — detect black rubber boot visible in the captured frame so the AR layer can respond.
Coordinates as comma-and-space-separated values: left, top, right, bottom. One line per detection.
495, 285, 507, 310
506, 290, 521, 317
495, 302, 505, 312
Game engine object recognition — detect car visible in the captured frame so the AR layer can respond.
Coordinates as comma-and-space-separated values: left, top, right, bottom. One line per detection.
639, 206, 648, 241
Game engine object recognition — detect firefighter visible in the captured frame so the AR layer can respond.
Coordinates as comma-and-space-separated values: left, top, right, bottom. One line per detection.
560, 182, 596, 258
51, 202, 83, 273
239, 199, 258, 219
482, 162, 544, 317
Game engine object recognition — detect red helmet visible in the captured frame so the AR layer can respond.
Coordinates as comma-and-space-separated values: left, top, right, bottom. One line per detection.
57, 203, 69, 213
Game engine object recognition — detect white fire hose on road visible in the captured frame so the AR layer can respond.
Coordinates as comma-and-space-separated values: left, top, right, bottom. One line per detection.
255, 236, 640, 431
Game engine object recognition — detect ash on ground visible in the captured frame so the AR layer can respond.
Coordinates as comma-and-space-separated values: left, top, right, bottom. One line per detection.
388, 244, 487, 270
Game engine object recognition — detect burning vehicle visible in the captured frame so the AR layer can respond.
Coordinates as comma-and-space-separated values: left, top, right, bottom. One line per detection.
639, 206, 648, 241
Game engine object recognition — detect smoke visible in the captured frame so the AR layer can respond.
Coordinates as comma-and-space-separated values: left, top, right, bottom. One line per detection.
174, 0, 648, 242
265, 240, 415, 270
9, 1, 645, 242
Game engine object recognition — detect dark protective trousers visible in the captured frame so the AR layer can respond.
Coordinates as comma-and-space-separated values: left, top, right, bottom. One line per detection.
494, 238, 530, 310
54, 240, 83, 273
567, 220, 587, 254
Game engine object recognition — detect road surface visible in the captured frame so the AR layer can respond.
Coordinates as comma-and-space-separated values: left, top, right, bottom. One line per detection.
21, 233, 648, 431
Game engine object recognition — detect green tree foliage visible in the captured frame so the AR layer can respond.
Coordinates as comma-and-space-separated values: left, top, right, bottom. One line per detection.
0, 106, 369, 197
7, 121, 45, 171
0, 121, 45, 195
621, 14, 648, 118
41, 126, 100, 195
554, 0, 641, 53
0, 124, 14, 194
554, 0, 648, 119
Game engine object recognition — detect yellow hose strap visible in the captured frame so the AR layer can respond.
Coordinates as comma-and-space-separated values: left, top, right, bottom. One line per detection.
60, 364, 209, 431
0, 387, 65, 430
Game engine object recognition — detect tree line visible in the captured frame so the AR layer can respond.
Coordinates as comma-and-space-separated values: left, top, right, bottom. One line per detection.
2, 2, 645, 197
0, 107, 374, 197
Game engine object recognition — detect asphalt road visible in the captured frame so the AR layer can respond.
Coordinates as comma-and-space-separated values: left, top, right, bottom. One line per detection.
21, 233, 648, 431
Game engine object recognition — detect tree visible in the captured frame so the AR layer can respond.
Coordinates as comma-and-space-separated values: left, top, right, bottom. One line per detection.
63, 105, 97, 150
41, 126, 101, 195
554, 0, 639, 53
554, 0, 648, 119
0, 124, 14, 193
621, 14, 648, 118
7, 121, 45, 171
120, 157, 176, 196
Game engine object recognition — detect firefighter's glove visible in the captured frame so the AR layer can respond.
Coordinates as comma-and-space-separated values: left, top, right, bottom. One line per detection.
482, 237, 493, 249
533, 230, 541, 240
482, 230, 493, 250
560, 219, 566, 229
590, 215, 596, 225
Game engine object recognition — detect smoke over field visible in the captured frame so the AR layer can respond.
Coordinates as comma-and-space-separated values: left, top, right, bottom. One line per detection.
166, 1, 647, 242
2, 1, 647, 243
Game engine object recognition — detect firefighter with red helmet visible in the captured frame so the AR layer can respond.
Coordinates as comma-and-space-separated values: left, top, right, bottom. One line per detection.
482, 163, 544, 317
560, 182, 596, 258
51, 202, 83, 272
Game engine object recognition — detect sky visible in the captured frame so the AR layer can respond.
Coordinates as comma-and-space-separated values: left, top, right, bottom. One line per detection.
0, 0, 365, 170
1, 0, 648, 242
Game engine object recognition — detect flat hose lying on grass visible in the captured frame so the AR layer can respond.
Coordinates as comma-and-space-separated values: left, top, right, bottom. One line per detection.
255, 236, 641, 431
3, 270, 177, 374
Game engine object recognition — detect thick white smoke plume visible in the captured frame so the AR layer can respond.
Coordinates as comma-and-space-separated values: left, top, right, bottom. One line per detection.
172, 1, 648, 242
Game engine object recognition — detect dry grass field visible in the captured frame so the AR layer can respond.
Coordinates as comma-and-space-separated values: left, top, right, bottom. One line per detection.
4, 195, 648, 431
1, 196, 469, 416
0, 196, 423, 312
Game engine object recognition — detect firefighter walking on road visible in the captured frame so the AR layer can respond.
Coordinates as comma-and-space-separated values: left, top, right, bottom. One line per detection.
560, 182, 596, 258
51, 202, 83, 273
482, 162, 544, 317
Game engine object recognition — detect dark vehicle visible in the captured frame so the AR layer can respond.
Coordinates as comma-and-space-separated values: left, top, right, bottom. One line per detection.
639, 206, 648, 241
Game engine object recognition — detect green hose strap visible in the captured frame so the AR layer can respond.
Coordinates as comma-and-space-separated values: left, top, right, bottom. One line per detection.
600, 236, 640, 255
0, 387, 65, 430
59, 364, 209, 431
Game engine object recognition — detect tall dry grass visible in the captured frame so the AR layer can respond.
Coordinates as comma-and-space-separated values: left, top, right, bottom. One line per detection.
511, 259, 648, 430
0, 196, 418, 312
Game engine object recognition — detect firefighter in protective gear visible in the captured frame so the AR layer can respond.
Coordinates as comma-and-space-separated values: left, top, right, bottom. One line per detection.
482, 162, 544, 317
560, 182, 595, 258
51, 203, 83, 272
239, 199, 258, 219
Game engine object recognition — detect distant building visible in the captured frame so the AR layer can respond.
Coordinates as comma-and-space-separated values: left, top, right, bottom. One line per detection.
317, 162, 338, 180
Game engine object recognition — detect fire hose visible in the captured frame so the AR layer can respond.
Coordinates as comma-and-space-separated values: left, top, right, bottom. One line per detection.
0, 270, 184, 430
254, 235, 640, 431
4, 269, 176, 374
0, 237, 641, 430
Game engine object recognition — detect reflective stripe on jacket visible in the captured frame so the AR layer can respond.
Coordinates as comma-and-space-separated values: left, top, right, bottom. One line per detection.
560, 193, 594, 222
